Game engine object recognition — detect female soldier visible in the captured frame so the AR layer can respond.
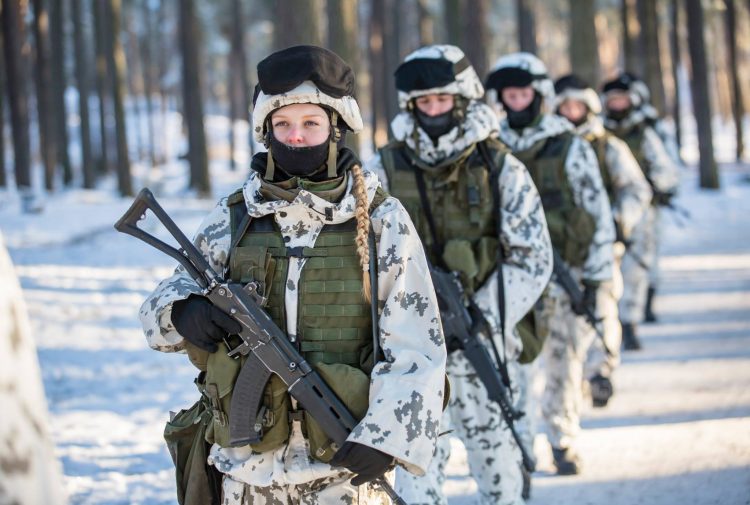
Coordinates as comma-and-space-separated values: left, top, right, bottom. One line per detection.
368, 44, 552, 505
139, 46, 447, 504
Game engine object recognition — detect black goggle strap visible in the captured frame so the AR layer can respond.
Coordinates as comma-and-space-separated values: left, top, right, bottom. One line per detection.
327, 111, 340, 179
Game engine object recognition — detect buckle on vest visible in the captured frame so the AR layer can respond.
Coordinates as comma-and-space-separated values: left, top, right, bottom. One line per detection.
288, 410, 305, 423
286, 246, 304, 257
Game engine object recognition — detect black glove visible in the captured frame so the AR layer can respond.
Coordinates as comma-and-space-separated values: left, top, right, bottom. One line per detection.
653, 191, 674, 207
573, 282, 598, 317
329, 441, 394, 486
614, 220, 626, 244
171, 295, 242, 352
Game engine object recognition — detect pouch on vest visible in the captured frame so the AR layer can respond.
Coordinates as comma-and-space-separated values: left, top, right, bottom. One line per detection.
303, 362, 370, 463
203, 346, 292, 453
163, 375, 223, 505
517, 310, 545, 364
228, 244, 276, 300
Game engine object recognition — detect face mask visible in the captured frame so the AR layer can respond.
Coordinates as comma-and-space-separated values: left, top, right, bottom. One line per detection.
415, 108, 456, 140
606, 107, 631, 122
566, 113, 588, 127
269, 134, 330, 177
504, 93, 542, 130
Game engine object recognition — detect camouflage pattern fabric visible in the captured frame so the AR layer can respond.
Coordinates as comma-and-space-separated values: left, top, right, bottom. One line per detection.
369, 101, 553, 505
0, 233, 67, 505
139, 168, 447, 501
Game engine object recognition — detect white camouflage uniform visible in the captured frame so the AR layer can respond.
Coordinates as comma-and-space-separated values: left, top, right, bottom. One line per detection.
0, 233, 67, 505
140, 63, 447, 503
496, 108, 615, 453
368, 45, 553, 505
603, 108, 680, 326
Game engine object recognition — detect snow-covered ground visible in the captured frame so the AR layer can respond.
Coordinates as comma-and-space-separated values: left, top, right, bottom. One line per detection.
2, 112, 750, 503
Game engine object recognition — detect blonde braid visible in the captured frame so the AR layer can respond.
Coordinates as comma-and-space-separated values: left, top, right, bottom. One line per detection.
351, 164, 372, 303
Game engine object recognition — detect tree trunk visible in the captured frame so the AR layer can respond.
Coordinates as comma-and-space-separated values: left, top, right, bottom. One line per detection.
621, 0, 642, 74
123, 5, 145, 162
32, 0, 57, 191
417, 0, 434, 45
384, 0, 401, 123
516, 0, 537, 54
179, 0, 210, 196
140, 0, 157, 167
670, 0, 683, 150
444, 0, 462, 46
50, 0, 72, 184
228, 0, 251, 169
369, 0, 389, 147
463, 0, 488, 79
93, 0, 110, 175
724, 0, 745, 161
71, 0, 95, 188
569, 0, 600, 86
105, 0, 132, 196
2, 0, 33, 193
273, 0, 321, 50
637, 0, 666, 114
685, 0, 718, 188
0, 36, 6, 188
326, 0, 360, 153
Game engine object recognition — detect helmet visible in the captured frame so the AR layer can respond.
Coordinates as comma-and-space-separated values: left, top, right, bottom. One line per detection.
251, 45, 363, 144
485, 52, 555, 106
393, 44, 484, 110
552, 74, 602, 114
600, 72, 651, 109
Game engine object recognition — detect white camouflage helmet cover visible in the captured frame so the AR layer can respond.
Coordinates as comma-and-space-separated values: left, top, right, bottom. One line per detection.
485, 52, 555, 107
551, 75, 602, 114
251, 46, 363, 143
394, 44, 485, 109
600, 72, 650, 109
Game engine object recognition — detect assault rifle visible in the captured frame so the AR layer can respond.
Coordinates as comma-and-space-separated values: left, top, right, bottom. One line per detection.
551, 248, 612, 356
429, 266, 536, 472
115, 188, 406, 504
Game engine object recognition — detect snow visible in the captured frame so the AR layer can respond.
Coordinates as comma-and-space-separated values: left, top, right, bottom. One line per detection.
1, 116, 750, 503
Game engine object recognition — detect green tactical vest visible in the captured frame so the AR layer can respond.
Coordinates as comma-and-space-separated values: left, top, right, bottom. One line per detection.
513, 132, 596, 267
199, 189, 385, 462
610, 123, 650, 183
584, 132, 616, 205
379, 138, 507, 294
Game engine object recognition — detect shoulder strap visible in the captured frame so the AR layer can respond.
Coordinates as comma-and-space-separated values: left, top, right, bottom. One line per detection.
413, 167, 443, 260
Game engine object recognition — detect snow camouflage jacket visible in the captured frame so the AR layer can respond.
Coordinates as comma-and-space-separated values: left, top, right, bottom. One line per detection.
576, 115, 653, 238
0, 233, 66, 505
367, 101, 553, 359
498, 113, 615, 282
603, 110, 681, 197
139, 168, 447, 486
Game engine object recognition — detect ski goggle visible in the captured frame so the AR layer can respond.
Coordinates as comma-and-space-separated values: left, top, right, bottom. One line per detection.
394, 57, 471, 92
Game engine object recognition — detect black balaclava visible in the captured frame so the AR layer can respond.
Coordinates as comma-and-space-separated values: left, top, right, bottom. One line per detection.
503, 92, 542, 130
606, 106, 632, 122
415, 108, 456, 140
565, 112, 589, 127
269, 134, 330, 177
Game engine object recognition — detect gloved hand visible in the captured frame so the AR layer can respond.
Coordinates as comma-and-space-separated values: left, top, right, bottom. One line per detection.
329, 441, 394, 486
653, 191, 674, 207
614, 219, 626, 244
573, 281, 598, 317
171, 295, 242, 352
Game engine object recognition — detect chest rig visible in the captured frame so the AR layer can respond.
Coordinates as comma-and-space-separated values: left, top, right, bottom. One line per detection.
380, 138, 507, 294
513, 132, 595, 267
200, 189, 384, 461
583, 131, 616, 205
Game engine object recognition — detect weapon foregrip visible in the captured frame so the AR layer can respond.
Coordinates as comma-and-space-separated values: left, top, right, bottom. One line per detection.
228, 353, 273, 447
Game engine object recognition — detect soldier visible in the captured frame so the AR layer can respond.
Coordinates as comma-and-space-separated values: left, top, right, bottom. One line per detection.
139, 46, 447, 504
552, 74, 652, 407
367, 44, 552, 505
485, 53, 615, 475
0, 232, 67, 505
601, 73, 680, 349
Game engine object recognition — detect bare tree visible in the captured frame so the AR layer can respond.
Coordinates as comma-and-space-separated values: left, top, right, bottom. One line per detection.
516, 0, 537, 54
93, 0, 111, 175
0, 37, 6, 188
71, 0, 95, 188
685, 0, 718, 188
32, 0, 57, 190
669, 0, 683, 150
2, 0, 33, 196
464, 0, 489, 78
226, 0, 252, 169
369, 0, 389, 146
179, 0, 210, 196
273, 0, 322, 50
637, 0, 666, 114
139, 0, 158, 167
50, 0, 72, 184
327, 0, 360, 152
569, 0, 600, 86
621, 0, 642, 73
417, 0, 434, 45
724, 0, 745, 160
444, 0, 462, 46
105, 0, 132, 196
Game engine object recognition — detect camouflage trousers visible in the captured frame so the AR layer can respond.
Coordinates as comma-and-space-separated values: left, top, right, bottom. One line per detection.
537, 283, 597, 450
620, 206, 660, 323
221, 471, 392, 505
395, 351, 524, 505
585, 246, 624, 379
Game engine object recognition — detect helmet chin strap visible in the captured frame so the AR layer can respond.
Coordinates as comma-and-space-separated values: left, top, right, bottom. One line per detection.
263, 121, 276, 181
327, 111, 341, 179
